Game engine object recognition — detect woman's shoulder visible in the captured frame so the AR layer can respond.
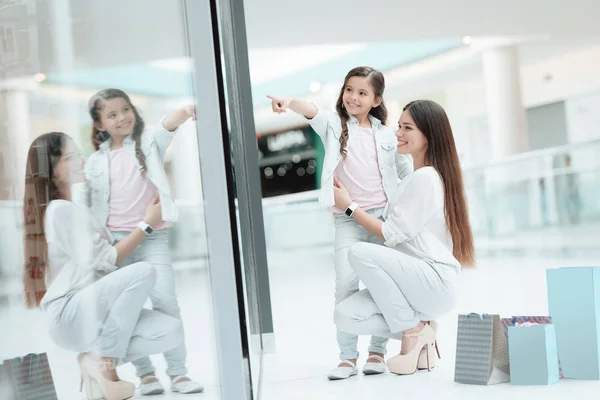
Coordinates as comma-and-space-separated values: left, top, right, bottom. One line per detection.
411, 167, 442, 188
46, 199, 75, 217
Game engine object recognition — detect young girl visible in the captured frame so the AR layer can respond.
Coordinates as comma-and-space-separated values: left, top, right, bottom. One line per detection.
85, 89, 203, 395
268, 66, 412, 380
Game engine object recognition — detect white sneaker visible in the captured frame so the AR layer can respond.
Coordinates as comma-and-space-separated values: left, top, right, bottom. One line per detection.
362, 355, 387, 375
327, 360, 358, 380
140, 376, 165, 396
171, 376, 204, 394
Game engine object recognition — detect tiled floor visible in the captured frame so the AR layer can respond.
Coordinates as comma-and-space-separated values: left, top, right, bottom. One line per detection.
1, 244, 600, 399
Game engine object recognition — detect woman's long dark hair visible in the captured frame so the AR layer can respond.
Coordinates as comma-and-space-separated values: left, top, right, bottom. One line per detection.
403, 100, 475, 267
88, 88, 147, 171
23, 132, 68, 308
335, 66, 387, 158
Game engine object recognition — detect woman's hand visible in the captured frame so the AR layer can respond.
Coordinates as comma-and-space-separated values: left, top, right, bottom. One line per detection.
144, 195, 162, 228
267, 95, 291, 114
333, 177, 353, 210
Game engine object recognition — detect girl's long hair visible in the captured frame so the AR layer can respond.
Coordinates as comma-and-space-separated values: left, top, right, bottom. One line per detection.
23, 132, 68, 308
335, 66, 387, 158
88, 88, 147, 171
403, 100, 475, 266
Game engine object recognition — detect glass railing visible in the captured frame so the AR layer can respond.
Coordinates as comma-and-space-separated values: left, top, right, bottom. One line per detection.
464, 139, 600, 237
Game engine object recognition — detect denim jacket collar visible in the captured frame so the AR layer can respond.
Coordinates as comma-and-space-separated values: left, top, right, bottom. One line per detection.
347, 114, 382, 129
98, 135, 135, 152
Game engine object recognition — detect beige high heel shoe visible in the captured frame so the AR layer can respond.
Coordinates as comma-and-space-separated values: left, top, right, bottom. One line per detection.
78, 353, 103, 400
417, 321, 441, 370
79, 353, 135, 400
387, 323, 436, 375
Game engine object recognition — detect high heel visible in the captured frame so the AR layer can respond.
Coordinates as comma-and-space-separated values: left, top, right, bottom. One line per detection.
417, 321, 441, 370
80, 374, 104, 400
388, 324, 436, 375
79, 353, 135, 400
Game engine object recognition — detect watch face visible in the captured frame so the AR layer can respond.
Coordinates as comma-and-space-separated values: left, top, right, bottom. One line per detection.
345, 208, 353, 217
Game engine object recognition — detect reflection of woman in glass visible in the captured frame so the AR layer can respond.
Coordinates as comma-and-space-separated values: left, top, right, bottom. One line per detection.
23, 132, 183, 400
333, 100, 475, 375
86, 89, 202, 395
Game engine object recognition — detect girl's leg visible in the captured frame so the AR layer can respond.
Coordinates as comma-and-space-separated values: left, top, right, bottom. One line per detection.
130, 233, 188, 378
333, 212, 389, 363
333, 215, 366, 363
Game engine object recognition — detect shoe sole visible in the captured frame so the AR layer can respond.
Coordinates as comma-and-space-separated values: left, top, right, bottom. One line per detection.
363, 370, 386, 375
141, 389, 165, 396
327, 373, 358, 381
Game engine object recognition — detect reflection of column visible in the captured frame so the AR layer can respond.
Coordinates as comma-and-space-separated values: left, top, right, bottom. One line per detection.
4, 89, 31, 199
49, 0, 79, 142
480, 43, 528, 161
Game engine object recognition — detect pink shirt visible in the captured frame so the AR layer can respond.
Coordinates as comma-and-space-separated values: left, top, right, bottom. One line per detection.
331, 127, 387, 213
106, 147, 171, 231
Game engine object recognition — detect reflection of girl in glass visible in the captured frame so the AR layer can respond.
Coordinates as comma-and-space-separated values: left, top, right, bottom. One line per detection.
86, 89, 202, 395
24, 132, 183, 400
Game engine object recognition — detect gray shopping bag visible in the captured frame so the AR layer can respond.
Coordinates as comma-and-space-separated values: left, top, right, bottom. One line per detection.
454, 313, 510, 385
3, 353, 58, 400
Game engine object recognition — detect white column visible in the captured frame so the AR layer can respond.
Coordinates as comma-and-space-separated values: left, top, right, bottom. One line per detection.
480, 44, 528, 161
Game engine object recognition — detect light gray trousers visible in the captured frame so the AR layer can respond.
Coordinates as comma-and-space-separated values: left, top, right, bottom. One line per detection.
46, 262, 184, 365
334, 242, 457, 339
112, 231, 188, 378
334, 209, 388, 360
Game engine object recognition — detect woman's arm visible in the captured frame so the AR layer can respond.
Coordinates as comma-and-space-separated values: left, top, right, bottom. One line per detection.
113, 196, 162, 264
333, 178, 384, 239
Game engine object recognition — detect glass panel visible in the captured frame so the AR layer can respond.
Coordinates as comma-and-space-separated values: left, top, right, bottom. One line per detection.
0, 1, 250, 399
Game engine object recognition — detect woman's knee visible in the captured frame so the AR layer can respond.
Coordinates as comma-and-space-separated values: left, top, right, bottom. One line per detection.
127, 261, 157, 291
347, 242, 376, 270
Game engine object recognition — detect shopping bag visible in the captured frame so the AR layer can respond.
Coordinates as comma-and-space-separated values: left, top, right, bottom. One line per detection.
501, 316, 563, 378
454, 313, 510, 385
0, 362, 18, 400
3, 353, 58, 400
508, 324, 560, 385
547, 267, 600, 380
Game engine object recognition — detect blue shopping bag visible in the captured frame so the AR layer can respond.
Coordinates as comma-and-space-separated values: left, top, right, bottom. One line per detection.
546, 267, 600, 380
508, 324, 560, 385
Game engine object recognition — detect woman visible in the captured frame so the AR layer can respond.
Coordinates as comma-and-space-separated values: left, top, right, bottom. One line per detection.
332, 100, 475, 375
23, 132, 184, 400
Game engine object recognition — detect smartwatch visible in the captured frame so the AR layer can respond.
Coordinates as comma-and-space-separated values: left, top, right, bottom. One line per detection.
345, 202, 358, 217
137, 221, 154, 236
